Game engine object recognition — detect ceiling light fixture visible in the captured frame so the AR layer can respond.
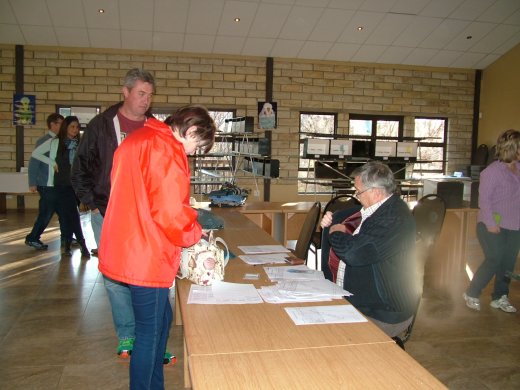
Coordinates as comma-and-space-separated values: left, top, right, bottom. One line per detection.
357, 26, 363, 31
234, 17, 240, 22
98, 9, 105, 13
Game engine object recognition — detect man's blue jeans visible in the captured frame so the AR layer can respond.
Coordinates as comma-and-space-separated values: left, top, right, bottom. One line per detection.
26, 186, 64, 241
93, 212, 135, 341
128, 285, 172, 390
467, 222, 520, 300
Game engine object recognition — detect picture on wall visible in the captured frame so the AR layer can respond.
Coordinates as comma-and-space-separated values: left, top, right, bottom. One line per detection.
258, 102, 277, 129
13, 94, 36, 125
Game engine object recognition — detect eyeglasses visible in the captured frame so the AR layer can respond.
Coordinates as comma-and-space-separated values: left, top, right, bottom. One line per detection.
354, 187, 373, 197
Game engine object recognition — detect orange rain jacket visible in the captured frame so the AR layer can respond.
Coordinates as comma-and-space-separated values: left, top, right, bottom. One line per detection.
98, 118, 201, 287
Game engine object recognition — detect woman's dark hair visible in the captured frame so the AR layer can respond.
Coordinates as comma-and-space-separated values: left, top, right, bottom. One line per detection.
57, 116, 80, 149
164, 105, 216, 154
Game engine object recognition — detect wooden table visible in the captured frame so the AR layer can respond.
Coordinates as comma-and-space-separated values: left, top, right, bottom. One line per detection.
237, 201, 316, 245
176, 208, 446, 389
0, 172, 30, 213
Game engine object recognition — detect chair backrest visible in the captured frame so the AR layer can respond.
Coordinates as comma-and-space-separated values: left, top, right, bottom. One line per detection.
412, 194, 447, 248
293, 202, 321, 262
324, 194, 361, 215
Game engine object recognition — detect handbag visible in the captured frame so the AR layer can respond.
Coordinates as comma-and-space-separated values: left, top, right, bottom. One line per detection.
178, 231, 230, 286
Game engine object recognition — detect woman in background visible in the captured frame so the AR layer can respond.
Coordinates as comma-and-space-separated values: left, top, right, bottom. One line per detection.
464, 129, 520, 313
52, 116, 89, 257
98, 105, 216, 389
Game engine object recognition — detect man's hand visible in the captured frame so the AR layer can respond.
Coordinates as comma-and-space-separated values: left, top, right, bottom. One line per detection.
320, 211, 333, 229
487, 225, 500, 234
29, 186, 37, 193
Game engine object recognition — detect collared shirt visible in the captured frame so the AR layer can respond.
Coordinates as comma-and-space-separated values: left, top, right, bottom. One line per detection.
336, 195, 391, 287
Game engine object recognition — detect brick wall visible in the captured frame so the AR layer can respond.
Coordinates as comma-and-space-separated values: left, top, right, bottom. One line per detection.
0, 45, 475, 202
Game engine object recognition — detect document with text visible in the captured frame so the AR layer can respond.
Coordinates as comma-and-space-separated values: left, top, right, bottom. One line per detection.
285, 305, 368, 325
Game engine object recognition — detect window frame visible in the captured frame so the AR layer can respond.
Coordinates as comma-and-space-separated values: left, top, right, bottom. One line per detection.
413, 116, 448, 176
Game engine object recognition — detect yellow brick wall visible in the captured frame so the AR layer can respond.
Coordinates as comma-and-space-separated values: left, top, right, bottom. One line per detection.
0, 44, 475, 205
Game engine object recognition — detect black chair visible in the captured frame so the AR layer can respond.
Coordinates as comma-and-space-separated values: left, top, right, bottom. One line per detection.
393, 194, 447, 348
292, 202, 321, 264
309, 195, 361, 267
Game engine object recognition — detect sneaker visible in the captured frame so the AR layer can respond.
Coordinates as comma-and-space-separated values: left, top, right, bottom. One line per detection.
163, 351, 177, 365
463, 293, 481, 311
490, 295, 517, 313
25, 238, 48, 250
117, 338, 135, 358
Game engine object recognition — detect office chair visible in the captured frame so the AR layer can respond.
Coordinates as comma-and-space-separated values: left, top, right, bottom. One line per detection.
393, 194, 447, 349
292, 202, 321, 264
309, 195, 361, 267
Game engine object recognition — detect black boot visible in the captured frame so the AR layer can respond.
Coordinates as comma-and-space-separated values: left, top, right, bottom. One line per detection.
62, 240, 72, 256
78, 239, 90, 258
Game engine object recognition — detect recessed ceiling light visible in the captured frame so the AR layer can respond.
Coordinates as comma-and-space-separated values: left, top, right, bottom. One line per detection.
234, 17, 240, 22
357, 26, 363, 31
98, 9, 105, 13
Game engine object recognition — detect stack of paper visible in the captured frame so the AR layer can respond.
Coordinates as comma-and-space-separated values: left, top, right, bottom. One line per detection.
237, 245, 291, 254
239, 253, 288, 265
285, 305, 368, 325
188, 281, 263, 304
264, 265, 325, 282
258, 279, 352, 303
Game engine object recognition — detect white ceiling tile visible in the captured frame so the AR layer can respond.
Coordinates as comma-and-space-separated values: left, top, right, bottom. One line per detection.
119, 0, 153, 31
154, 0, 189, 33
152, 32, 185, 52
262, 0, 295, 5
445, 21, 496, 51
449, 0, 495, 21
327, 0, 364, 10
270, 39, 305, 58
294, 0, 329, 7
325, 42, 359, 61
249, 4, 292, 38
55, 27, 90, 47
450, 51, 487, 68
351, 44, 386, 62
393, 16, 443, 47
20, 26, 57, 46
475, 53, 501, 68
213, 36, 246, 55
0, 24, 25, 44
478, 0, 520, 23
83, 0, 120, 29
279, 6, 322, 40
338, 11, 386, 44
402, 47, 438, 66
365, 13, 413, 45
298, 41, 333, 59
494, 30, 520, 54
503, 8, 520, 26
360, 0, 398, 13
10, 0, 52, 26
186, 0, 224, 35
390, 0, 430, 15
426, 50, 464, 67
121, 30, 153, 50
0, 1, 16, 23
419, 0, 464, 18
88, 29, 121, 49
47, 0, 86, 28
218, 1, 258, 36
183, 34, 216, 53
470, 24, 520, 52
241, 37, 275, 56
308, 9, 355, 42
377, 46, 414, 64
420, 19, 470, 49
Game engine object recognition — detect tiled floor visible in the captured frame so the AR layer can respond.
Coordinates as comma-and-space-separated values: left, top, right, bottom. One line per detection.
1, 210, 519, 389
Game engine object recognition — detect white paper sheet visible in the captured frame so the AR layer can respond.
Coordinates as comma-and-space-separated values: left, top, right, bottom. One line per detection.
239, 253, 289, 265
264, 265, 324, 281
187, 281, 263, 304
284, 305, 368, 325
238, 245, 291, 254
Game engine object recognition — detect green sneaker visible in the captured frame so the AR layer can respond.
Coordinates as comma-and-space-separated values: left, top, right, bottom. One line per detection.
117, 338, 135, 358
163, 351, 177, 365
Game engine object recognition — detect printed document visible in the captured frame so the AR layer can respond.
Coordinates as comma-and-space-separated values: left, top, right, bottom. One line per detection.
285, 305, 368, 325
188, 281, 263, 304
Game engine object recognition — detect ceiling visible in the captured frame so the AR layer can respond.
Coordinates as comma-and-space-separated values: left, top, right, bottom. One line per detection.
1, 0, 520, 69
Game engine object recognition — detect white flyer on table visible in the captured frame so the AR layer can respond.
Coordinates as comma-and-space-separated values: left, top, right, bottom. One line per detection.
187, 281, 263, 304
239, 253, 288, 265
238, 245, 291, 254
284, 305, 368, 325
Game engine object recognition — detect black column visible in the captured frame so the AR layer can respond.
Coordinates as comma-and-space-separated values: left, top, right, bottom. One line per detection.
15, 45, 25, 209
263, 57, 274, 201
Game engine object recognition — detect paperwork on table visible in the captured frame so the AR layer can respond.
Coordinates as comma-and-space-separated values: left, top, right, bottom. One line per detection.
239, 253, 289, 265
237, 245, 291, 254
188, 281, 263, 304
258, 279, 352, 303
285, 305, 367, 325
264, 265, 324, 281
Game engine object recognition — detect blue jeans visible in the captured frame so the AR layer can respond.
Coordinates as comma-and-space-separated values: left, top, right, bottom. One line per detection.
95, 213, 135, 341
129, 285, 172, 390
27, 186, 64, 241
467, 223, 520, 300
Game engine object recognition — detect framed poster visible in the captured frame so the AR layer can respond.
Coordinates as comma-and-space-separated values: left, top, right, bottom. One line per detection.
13, 94, 36, 125
258, 102, 277, 129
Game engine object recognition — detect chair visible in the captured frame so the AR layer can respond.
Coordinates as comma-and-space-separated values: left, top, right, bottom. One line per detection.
393, 194, 447, 348
309, 195, 361, 267
292, 202, 321, 264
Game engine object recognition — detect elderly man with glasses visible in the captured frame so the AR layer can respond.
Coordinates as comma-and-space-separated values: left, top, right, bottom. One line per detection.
320, 161, 419, 338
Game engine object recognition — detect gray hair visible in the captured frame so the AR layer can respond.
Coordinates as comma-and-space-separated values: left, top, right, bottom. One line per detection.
123, 68, 156, 91
352, 161, 396, 195
495, 129, 520, 163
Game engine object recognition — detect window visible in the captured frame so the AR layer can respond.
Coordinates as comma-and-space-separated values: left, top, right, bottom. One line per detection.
298, 112, 337, 194
56, 105, 100, 131
349, 114, 402, 139
414, 117, 447, 176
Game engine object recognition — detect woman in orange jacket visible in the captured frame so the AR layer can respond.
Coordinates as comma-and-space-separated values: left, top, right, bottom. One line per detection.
98, 105, 216, 389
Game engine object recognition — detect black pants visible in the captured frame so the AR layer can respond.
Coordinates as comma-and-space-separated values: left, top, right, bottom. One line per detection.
55, 185, 85, 242
27, 186, 64, 241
